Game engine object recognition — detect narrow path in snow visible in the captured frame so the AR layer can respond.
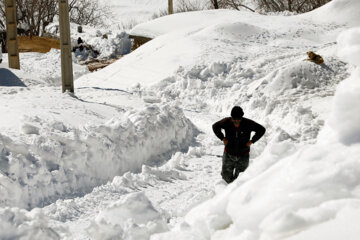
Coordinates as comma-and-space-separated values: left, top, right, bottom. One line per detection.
42, 111, 227, 239
144, 111, 225, 227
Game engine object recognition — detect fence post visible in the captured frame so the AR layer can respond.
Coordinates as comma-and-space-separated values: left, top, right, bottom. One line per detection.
58, 0, 74, 93
168, 0, 174, 14
5, 0, 20, 69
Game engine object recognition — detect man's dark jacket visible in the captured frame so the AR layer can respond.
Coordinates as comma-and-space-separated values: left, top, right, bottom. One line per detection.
212, 117, 266, 156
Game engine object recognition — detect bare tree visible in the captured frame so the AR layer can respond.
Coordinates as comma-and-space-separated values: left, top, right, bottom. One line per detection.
256, 0, 332, 13
0, 0, 109, 36
68, 0, 110, 27
212, 0, 331, 13
212, 0, 219, 9
17, 0, 58, 36
177, 0, 209, 12
0, 4, 5, 30
0, 0, 57, 35
219, 0, 256, 12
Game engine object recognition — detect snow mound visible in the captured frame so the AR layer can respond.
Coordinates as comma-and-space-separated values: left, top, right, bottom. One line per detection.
0, 207, 64, 240
88, 192, 168, 240
260, 60, 340, 96
0, 104, 197, 209
129, 10, 228, 38
303, 0, 360, 26
195, 22, 268, 41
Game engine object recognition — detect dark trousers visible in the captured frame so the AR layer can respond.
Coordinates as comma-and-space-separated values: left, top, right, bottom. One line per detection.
221, 151, 249, 183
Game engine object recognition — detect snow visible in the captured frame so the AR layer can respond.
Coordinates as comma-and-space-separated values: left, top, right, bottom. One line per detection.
88, 192, 168, 240
337, 27, 360, 66
0, 68, 26, 87
0, 99, 196, 209
103, 0, 210, 31
151, 2, 360, 240
46, 22, 132, 60
1, 50, 88, 87
285, 206, 360, 240
102, 0, 169, 30
77, 8, 349, 92
302, 0, 360, 26
1, 0, 360, 239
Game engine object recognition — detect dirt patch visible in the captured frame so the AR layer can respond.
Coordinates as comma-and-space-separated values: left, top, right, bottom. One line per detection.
129, 35, 152, 51
85, 57, 122, 72
18, 36, 60, 53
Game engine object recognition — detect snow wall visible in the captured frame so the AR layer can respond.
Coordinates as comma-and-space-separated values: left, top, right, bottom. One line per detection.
0, 104, 197, 209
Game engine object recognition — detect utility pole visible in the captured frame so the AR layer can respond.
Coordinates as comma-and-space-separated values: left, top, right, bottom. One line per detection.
58, 0, 74, 93
213, 0, 219, 9
5, 0, 20, 69
168, 0, 173, 14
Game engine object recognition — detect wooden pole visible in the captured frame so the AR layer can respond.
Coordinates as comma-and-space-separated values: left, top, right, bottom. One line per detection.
168, 0, 173, 14
58, 0, 74, 93
213, 0, 219, 9
5, 0, 20, 69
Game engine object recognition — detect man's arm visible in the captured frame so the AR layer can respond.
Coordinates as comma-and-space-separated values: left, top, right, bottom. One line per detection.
212, 118, 227, 141
250, 121, 266, 144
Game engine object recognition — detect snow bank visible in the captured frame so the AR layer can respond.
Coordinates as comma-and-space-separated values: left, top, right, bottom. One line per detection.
0, 207, 64, 240
151, 26, 360, 240
303, 0, 360, 27
337, 27, 360, 66
329, 27, 360, 145
0, 104, 197, 209
0, 151, 194, 240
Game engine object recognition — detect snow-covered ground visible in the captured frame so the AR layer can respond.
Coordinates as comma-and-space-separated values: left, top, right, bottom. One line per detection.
1, 0, 360, 239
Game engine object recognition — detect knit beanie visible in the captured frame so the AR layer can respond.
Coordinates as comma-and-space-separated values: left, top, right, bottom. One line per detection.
231, 106, 244, 119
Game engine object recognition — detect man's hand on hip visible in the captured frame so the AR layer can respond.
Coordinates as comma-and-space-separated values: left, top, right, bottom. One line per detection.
223, 138, 228, 145
246, 141, 253, 147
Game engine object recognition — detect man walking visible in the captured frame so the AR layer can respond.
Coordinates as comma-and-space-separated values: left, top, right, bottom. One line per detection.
212, 106, 266, 183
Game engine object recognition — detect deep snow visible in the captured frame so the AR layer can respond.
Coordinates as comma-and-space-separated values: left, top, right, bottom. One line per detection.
1, 0, 360, 239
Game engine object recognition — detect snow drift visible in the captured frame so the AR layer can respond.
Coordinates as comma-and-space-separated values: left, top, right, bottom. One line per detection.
152, 20, 360, 240
0, 104, 196, 209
